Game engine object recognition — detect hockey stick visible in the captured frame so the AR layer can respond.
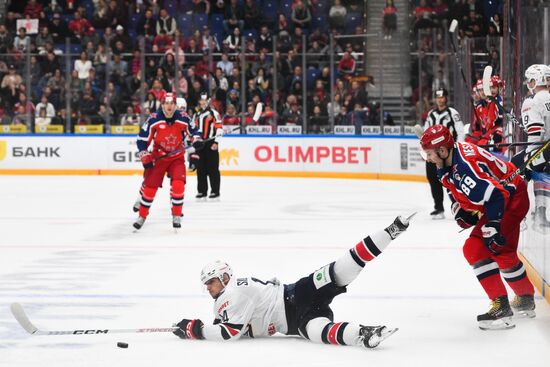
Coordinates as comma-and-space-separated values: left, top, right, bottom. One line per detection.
479, 141, 545, 149
448, 19, 483, 125
482, 65, 525, 132
502, 138, 550, 184
10, 303, 178, 336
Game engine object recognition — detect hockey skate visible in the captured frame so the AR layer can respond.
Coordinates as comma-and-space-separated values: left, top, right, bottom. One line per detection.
208, 192, 220, 201
430, 209, 445, 220
511, 294, 536, 318
133, 216, 146, 230
477, 296, 515, 330
358, 325, 398, 348
132, 196, 140, 213
172, 215, 182, 229
384, 213, 415, 239
196, 193, 207, 201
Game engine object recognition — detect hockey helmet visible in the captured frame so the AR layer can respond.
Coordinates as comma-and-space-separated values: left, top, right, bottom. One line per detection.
200, 260, 233, 284
434, 88, 448, 99
176, 97, 187, 111
162, 92, 176, 104
524, 64, 550, 90
490, 75, 504, 88
420, 124, 454, 151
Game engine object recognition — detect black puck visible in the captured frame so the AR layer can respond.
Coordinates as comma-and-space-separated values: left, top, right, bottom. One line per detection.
117, 342, 128, 348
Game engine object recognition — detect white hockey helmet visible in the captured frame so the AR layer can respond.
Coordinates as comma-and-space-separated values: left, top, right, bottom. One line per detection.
524, 64, 550, 90
200, 260, 233, 284
176, 97, 187, 111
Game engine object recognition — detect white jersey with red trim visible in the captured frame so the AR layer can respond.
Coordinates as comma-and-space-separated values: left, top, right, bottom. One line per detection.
202, 276, 287, 341
525, 90, 550, 152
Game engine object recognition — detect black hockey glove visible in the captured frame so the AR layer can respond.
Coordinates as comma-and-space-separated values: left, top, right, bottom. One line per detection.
451, 202, 479, 229
481, 220, 506, 255
192, 139, 205, 152
173, 318, 204, 340
188, 153, 199, 172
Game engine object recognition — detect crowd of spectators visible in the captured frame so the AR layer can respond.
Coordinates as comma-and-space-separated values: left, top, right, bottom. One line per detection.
409, 0, 504, 122
0, 0, 375, 133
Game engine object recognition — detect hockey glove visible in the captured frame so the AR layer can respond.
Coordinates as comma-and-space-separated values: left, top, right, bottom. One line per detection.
138, 151, 154, 169
215, 128, 224, 138
481, 220, 506, 255
188, 153, 199, 172
451, 202, 479, 229
173, 318, 205, 340
192, 139, 205, 152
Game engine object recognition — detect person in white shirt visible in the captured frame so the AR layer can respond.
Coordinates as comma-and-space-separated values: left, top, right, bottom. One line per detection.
74, 51, 93, 80
34, 95, 56, 126
172, 215, 414, 349
216, 52, 234, 77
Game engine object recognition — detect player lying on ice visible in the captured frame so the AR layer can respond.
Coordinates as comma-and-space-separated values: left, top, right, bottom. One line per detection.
172, 215, 413, 349
420, 125, 536, 330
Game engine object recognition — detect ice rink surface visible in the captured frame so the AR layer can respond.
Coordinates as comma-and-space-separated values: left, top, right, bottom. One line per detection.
0, 175, 549, 367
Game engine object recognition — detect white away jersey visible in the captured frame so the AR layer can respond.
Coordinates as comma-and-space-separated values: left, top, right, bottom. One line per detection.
525, 90, 550, 148
202, 276, 287, 341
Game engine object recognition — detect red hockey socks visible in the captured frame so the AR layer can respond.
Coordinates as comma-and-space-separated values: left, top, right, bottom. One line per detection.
170, 179, 185, 216
501, 261, 535, 296
471, 259, 508, 300
138, 186, 158, 218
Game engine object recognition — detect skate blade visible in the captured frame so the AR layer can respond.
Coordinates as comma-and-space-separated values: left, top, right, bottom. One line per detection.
478, 317, 515, 330
367, 327, 398, 348
406, 212, 417, 221
512, 310, 536, 319
431, 213, 445, 220
208, 197, 221, 202
196, 197, 207, 202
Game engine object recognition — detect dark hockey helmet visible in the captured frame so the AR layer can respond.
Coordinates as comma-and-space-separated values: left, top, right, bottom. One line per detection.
434, 88, 448, 99
420, 124, 454, 150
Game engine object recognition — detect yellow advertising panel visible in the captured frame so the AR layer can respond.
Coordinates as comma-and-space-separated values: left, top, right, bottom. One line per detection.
35, 125, 64, 134
110, 125, 140, 134
74, 125, 104, 134
1, 125, 28, 133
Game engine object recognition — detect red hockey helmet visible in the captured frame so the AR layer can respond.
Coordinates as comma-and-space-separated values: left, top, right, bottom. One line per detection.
490, 75, 504, 88
420, 125, 454, 150
162, 92, 176, 104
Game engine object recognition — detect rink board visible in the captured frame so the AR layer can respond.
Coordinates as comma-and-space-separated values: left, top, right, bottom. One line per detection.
0, 135, 426, 181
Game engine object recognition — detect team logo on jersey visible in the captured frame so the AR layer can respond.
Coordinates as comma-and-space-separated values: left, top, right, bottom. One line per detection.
313, 265, 332, 289
0, 141, 6, 161
220, 149, 239, 166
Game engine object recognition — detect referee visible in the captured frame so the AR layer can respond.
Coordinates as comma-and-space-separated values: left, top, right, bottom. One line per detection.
423, 88, 464, 219
193, 93, 224, 200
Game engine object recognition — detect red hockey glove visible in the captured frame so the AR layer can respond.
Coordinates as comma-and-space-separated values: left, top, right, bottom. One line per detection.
451, 202, 479, 229
173, 318, 204, 340
138, 151, 154, 169
481, 220, 506, 255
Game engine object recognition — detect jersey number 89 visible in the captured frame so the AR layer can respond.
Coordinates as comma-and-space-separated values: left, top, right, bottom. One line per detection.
460, 176, 477, 195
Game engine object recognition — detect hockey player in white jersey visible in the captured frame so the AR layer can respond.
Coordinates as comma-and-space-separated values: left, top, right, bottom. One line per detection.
172, 215, 412, 349
523, 64, 550, 156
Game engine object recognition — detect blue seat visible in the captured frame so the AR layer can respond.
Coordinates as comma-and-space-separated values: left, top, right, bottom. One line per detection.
194, 13, 208, 29
307, 68, 320, 89
262, 1, 276, 21
71, 44, 82, 55
345, 12, 362, 33
211, 13, 224, 27
312, 15, 326, 29
129, 14, 141, 31
281, 0, 293, 19
244, 29, 257, 40
178, 14, 193, 36
165, 0, 177, 13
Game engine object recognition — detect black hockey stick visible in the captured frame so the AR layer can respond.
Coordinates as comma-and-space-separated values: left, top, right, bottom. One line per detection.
479, 141, 545, 149
11, 303, 178, 336
502, 138, 550, 184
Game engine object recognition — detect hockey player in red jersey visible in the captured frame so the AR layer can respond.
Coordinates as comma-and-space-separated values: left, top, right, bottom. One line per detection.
420, 125, 535, 330
171, 215, 413, 348
133, 93, 203, 230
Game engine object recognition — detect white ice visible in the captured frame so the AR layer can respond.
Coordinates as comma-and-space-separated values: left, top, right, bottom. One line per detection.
0, 175, 549, 367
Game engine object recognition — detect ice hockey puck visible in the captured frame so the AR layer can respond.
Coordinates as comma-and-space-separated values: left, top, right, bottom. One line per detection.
117, 342, 128, 348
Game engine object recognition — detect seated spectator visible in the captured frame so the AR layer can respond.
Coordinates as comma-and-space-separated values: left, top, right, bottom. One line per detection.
382, 0, 397, 39
46, 69, 65, 101
0, 25, 13, 54
12, 104, 32, 127
110, 25, 132, 52
34, 94, 55, 122
192, 0, 210, 14
108, 53, 128, 85
97, 103, 114, 125
185, 38, 202, 64
68, 11, 91, 41
243, 103, 259, 125
432, 0, 449, 27
149, 79, 166, 101
49, 13, 69, 44
243, 0, 260, 29
257, 26, 273, 52
223, 0, 244, 35
281, 102, 302, 125
329, 0, 347, 31
153, 30, 174, 53
105, 0, 126, 29
337, 51, 357, 78
143, 92, 160, 112
24, 0, 42, 19
224, 27, 242, 53
35, 27, 53, 54
1, 64, 23, 97
119, 105, 140, 125
462, 10, 485, 39
156, 8, 177, 37
327, 93, 341, 117
350, 81, 368, 107
413, 0, 435, 32
309, 105, 329, 134
217, 52, 234, 77
137, 8, 156, 42
75, 51, 93, 81
13, 28, 30, 53
226, 88, 240, 111
213, 67, 229, 92
334, 105, 349, 125
195, 53, 210, 80
291, 1, 311, 30
79, 91, 100, 123
348, 103, 368, 133
223, 103, 240, 125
